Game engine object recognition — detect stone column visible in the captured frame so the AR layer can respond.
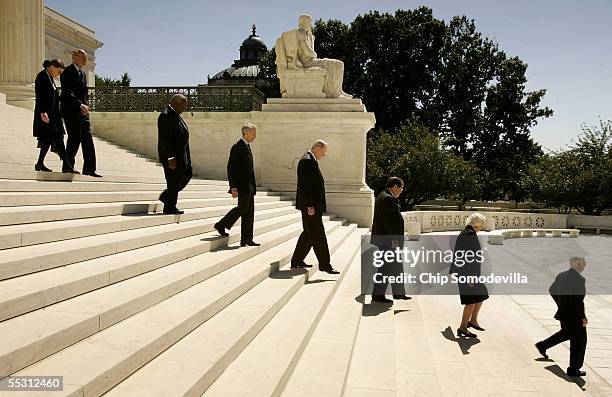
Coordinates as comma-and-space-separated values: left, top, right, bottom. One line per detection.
0, 0, 44, 109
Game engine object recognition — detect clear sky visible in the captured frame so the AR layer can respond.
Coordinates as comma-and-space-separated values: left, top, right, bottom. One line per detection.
45, 0, 611, 151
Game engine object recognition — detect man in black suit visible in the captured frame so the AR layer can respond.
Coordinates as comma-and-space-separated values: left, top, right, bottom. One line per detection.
290, 140, 339, 274
60, 49, 100, 177
214, 123, 259, 247
536, 257, 588, 377
371, 177, 410, 303
158, 94, 192, 215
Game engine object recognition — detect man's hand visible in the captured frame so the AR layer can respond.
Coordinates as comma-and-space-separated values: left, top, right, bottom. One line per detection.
391, 240, 400, 248
307, 207, 315, 216
80, 104, 90, 115
41, 113, 49, 123
231, 188, 239, 199
168, 158, 177, 170
583, 318, 588, 327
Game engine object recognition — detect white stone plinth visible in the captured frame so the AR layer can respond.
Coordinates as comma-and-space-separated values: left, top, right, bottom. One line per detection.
263, 98, 366, 112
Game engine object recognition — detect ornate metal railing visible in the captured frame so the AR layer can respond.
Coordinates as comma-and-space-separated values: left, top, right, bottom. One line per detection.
88, 85, 265, 112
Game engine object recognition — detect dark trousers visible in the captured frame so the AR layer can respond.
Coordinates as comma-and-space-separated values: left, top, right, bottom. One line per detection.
161, 165, 192, 210
539, 322, 587, 371
217, 191, 255, 243
291, 211, 330, 268
65, 116, 96, 173
372, 245, 406, 296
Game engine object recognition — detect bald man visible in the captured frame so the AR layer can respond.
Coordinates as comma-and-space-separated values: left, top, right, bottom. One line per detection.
157, 94, 192, 214
536, 257, 588, 377
61, 49, 100, 177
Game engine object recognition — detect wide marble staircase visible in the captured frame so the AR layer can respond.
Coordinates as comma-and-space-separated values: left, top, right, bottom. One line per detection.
0, 96, 368, 397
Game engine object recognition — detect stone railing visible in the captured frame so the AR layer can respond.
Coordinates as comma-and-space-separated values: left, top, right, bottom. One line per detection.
402, 210, 568, 236
88, 85, 265, 112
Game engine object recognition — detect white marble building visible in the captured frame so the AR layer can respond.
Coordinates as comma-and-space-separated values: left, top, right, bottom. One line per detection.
0, 0, 103, 108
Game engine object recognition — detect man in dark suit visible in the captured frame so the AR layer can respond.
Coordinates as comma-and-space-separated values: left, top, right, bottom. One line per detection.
60, 49, 100, 177
371, 177, 410, 303
290, 140, 339, 274
214, 123, 259, 247
536, 257, 588, 377
158, 94, 192, 215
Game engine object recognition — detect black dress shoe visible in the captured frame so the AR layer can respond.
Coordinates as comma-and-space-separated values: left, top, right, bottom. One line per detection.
240, 240, 261, 247
535, 342, 548, 359
566, 369, 586, 377
372, 295, 393, 303
62, 164, 79, 174
393, 295, 412, 300
214, 223, 229, 237
83, 171, 102, 178
468, 321, 485, 331
457, 328, 477, 338
319, 266, 340, 275
291, 261, 313, 268
163, 208, 184, 215
35, 163, 52, 172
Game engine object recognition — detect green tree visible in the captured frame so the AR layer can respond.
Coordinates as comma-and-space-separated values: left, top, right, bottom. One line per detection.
367, 122, 478, 210
95, 72, 131, 87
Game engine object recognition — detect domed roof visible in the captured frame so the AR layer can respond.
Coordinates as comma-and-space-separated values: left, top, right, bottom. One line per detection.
208, 24, 268, 85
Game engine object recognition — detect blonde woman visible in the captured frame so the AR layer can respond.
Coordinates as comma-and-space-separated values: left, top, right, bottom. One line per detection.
449, 213, 489, 338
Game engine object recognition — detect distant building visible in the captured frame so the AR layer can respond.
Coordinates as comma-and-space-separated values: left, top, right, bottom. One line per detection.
207, 25, 268, 89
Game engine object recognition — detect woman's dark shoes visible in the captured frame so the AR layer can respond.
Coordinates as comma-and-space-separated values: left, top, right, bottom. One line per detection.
535, 342, 549, 359
393, 295, 412, 300
468, 321, 485, 331
34, 163, 52, 172
457, 328, 477, 338
566, 368, 586, 377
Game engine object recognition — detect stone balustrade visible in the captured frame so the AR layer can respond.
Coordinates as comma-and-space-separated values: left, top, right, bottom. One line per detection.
488, 228, 579, 245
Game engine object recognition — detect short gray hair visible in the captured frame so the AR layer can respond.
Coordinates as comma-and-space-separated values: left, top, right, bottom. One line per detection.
170, 94, 187, 107
311, 140, 327, 150
242, 122, 257, 135
465, 212, 486, 227
569, 256, 586, 269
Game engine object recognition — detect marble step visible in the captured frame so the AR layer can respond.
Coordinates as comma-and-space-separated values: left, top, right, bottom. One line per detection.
0, 208, 301, 281
0, 178, 235, 192
0, 189, 283, 207
203, 229, 364, 397
2, 223, 350, 397
0, 219, 340, 380
0, 169, 226, 185
0, 196, 291, 227
0, 213, 326, 322
0, 199, 293, 249
102, 224, 357, 397
282, 233, 365, 397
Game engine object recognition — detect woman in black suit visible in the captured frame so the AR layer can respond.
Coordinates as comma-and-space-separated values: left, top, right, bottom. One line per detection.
33, 59, 76, 173
449, 212, 489, 338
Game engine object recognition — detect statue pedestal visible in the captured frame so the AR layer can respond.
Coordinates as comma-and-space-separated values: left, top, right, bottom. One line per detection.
281, 69, 326, 98
258, 98, 375, 227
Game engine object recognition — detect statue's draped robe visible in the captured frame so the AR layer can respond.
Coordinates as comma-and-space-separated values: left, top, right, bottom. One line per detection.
276, 28, 349, 98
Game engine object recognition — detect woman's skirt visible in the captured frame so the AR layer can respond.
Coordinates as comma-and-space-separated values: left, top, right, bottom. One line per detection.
458, 282, 489, 305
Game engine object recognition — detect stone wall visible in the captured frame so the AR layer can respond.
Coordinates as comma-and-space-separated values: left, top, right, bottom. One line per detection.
90, 109, 376, 227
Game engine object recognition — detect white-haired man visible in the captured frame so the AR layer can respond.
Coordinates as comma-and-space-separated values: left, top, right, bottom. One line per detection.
290, 140, 339, 274
215, 123, 259, 246
536, 256, 588, 377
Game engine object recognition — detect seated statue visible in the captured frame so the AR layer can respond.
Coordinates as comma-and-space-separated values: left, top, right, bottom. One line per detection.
275, 14, 352, 98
